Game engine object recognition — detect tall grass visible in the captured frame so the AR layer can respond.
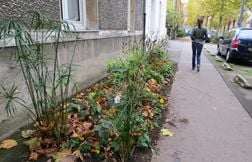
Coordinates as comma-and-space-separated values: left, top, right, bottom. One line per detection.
0, 11, 78, 141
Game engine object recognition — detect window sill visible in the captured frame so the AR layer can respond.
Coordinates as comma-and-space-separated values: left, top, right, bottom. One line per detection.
0, 30, 143, 48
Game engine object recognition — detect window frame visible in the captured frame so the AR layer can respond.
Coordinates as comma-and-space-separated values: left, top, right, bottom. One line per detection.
61, 0, 86, 30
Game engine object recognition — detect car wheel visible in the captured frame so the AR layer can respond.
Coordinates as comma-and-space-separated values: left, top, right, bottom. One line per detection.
226, 50, 232, 63
217, 46, 221, 55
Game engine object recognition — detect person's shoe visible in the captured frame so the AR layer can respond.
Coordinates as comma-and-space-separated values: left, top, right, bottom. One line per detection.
197, 65, 200, 72
192, 67, 195, 70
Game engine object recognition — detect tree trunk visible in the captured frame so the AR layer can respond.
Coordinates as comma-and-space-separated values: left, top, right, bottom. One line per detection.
217, 0, 224, 35
217, 15, 223, 35
205, 16, 209, 28
227, 20, 231, 31
209, 15, 214, 29
233, 19, 236, 28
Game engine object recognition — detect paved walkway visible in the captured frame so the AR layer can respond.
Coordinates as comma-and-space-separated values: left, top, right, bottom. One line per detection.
152, 40, 252, 162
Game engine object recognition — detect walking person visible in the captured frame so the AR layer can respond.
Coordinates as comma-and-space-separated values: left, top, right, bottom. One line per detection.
190, 18, 209, 72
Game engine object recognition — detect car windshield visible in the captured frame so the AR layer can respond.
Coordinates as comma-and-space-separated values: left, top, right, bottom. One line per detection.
238, 30, 252, 39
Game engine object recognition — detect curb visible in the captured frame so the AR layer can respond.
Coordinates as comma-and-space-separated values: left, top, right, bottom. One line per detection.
204, 47, 252, 90
215, 55, 223, 62
222, 62, 233, 71
204, 48, 216, 56
234, 74, 252, 89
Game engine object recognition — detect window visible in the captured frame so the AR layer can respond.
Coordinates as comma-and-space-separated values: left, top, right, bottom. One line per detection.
61, 0, 86, 30
238, 30, 252, 39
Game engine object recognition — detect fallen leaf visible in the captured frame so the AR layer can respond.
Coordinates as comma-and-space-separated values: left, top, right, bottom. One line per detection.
50, 148, 72, 162
46, 159, 52, 162
58, 155, 75, 162
29, 151, 39, 161
21, 129, 35, 138
142, 111, 148, 117
161, 128, 174, 136
72, 149, 84, 161
45, 147, 58, 155
24, 137, 42, 150
83, 122, 92, 130
0, 139, 17, 149
159, 98, 165, 104
43, 138, 55, 145
91, 149, 100, 154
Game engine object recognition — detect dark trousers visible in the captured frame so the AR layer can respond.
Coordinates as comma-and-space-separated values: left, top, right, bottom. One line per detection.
192, 42, 203, 68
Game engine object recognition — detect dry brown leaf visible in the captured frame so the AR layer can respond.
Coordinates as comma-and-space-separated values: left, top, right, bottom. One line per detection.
51, 148, 72, 162
72, 149, 84, 161
24, 137, 42, 151
21, 129, 35, 139
70, 131, 80, 139
58, 155, 76, 162
29, 151, 40, 161
0, 139, 17, 149
46, 158, 52, 162
43, 138, 54, 145
83, 122, 92, 130
45, 147, 58, 155
38, 122, 54, 132
142, 111, 148, 117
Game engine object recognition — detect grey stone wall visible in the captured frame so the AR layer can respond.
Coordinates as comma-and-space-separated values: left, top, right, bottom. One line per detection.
0, 0, 60, 20
135, 0, 143, 30
98, 0, 128, 30
0, 33, 142, 140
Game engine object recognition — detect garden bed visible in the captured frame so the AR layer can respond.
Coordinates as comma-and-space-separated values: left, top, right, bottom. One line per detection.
0, 47, 176, 162
0, 13, 176, 161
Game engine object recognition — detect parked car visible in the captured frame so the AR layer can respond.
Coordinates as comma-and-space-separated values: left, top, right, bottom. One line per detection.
217, 28, 252, 62
207, 29, 217, 42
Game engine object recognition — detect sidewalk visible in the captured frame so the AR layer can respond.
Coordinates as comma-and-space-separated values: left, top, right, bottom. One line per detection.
152, 41, 252, 162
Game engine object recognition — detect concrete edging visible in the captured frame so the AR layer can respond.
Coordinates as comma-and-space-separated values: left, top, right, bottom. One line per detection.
234, 74, 252, 89
204, 47, 252, 90
222, 62, 233, 71
215, 55, 223, 62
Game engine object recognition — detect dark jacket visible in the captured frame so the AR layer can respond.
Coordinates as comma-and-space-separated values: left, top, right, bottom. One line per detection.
191, 27, 208, 44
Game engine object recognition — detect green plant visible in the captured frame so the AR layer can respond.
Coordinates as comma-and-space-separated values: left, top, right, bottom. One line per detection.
107, 39, 175, 161
176, 28, 186, 37
108, 48, 148, 161
145, 68, 165, 84
0, 11, 78, 141
211, 36, 220, 44
160, 62, 174, 78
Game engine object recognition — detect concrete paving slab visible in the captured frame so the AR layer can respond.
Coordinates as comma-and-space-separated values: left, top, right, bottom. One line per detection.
152, 40, 252, 162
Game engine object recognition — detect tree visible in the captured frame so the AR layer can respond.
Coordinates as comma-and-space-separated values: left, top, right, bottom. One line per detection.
166, 0, 184, 38
186, 0, 241, 34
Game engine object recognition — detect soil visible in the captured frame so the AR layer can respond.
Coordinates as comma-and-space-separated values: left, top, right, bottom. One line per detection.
129, 64, 177, 162
0, 64, 178, 162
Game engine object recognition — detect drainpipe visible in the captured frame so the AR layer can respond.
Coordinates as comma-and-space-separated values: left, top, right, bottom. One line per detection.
143, 0, 146, 51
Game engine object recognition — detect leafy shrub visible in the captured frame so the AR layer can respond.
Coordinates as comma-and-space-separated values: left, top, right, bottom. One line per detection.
176, 29, 186, 37
0, 11, 78, 141
107, 40, 174, 161
211, 36, 220, 44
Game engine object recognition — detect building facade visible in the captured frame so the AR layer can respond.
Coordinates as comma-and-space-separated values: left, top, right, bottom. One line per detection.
145, 0, 167, 39
0, 0, 167, 140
